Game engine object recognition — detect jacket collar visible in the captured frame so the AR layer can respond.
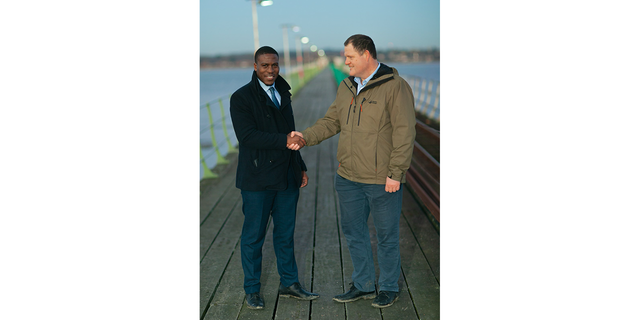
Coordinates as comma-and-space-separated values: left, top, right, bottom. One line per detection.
347, 63, 395, 93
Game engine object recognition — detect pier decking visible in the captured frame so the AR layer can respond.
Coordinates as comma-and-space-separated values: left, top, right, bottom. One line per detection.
200, 68, 440, 320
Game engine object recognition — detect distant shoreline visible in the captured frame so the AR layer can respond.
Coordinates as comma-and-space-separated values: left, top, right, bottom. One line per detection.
200, 49, 439, 70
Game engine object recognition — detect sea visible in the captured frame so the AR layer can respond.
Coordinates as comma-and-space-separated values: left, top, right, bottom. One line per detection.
200, 62, 440, 179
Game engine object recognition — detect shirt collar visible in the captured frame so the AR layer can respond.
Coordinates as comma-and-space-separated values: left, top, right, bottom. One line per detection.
355, 62, 381, 88
258, 79, 276, 94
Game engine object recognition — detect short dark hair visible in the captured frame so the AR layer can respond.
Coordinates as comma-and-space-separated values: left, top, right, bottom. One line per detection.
254, 46, 279, 63
344, 34, 377, 59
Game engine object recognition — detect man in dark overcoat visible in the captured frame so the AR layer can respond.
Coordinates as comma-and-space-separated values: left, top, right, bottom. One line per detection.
229, 46, 319, 310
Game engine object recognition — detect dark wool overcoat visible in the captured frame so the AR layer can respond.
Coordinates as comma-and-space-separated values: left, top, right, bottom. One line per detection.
230, 71, 307, 191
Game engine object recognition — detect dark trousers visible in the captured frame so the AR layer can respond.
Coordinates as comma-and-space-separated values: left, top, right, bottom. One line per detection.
334, 173, 403, 292
240, 168, 300, 294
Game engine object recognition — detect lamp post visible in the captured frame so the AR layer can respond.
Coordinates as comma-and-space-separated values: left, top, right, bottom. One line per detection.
280, 24, 297, 78
250, 0, 273, 52
296, 36, 307, 81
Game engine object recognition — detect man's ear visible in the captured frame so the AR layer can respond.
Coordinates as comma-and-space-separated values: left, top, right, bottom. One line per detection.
364, 50, 371, 61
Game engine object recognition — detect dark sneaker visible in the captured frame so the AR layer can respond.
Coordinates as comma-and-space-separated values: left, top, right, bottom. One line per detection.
371, 291, 399, 308
278, 282, 319, 300
333, 282, 376, 303
245, 292, 264, 310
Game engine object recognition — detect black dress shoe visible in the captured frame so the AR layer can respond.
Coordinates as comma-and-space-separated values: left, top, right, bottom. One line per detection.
332, 282, 376, 303
245, 292, 264, 309
371, 291, 399, 308
278, 282, 319, 300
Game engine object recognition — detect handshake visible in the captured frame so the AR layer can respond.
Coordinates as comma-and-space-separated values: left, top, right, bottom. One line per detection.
286, 131, 305, 151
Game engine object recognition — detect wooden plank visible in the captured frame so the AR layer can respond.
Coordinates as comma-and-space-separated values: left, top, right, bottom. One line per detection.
396, 196, 440, 320
414, 119, 440, 163
402, 189, 440, 282
407, 165, 439, 204
304, 136, 345, 320
200, 203, 245, 317
273, 66, 335, 320
412, 143, 440, 182
406, 176, 440, 223
416, 119, 439, 140
406, 173, 440, 223
202, 238, 244, 320
200, 188, 242, 262
200, 154, 239, 225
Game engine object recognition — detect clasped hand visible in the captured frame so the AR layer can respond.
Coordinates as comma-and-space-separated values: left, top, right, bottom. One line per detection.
286, 131, 305, 150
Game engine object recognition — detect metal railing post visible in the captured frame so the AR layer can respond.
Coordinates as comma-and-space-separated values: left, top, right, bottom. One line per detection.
205, 102, 229, 165
200, 147, 218, 179
423, 80, 434, 115
219, 98, 237, 153
429, 82, 440, 121
418, 79, 428, 114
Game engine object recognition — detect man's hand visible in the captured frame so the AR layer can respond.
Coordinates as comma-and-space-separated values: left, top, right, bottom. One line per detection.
300, 171, 308, 188
385, 176, 400, 193
287, 131, 306, 150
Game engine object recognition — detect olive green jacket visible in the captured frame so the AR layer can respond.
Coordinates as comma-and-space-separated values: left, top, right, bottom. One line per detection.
302, 63, 416, 184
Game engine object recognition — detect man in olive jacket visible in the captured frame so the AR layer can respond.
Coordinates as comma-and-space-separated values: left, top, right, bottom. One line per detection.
291, 35, 416, 308
230, 46, 319, 310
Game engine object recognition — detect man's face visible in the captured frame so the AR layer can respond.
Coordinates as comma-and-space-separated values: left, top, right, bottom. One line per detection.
344, 43, 368, 78
254, 53, 279, 86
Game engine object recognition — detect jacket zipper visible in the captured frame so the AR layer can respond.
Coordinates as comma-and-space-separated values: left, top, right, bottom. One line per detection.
346, 97, 354, 124
358, 98, 366, 126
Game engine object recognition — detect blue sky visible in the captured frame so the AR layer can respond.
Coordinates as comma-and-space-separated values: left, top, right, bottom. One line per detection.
200, 0, 440, 56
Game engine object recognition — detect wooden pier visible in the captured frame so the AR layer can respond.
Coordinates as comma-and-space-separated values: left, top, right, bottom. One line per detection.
200, 68, 440, 320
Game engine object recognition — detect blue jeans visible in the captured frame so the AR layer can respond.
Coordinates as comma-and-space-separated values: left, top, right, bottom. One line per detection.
240, 168, 300, 294
335, 173, 403, 293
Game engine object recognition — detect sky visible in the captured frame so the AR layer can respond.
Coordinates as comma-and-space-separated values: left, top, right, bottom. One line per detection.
200, 0, 440, 56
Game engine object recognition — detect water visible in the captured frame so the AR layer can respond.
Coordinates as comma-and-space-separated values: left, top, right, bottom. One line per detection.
200, 62, 440, 179
200, 67, 300, 106
391, 62, 440, 83
200, 67, 253, 106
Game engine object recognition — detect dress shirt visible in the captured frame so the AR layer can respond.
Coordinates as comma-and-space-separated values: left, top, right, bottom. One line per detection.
354, 62, 381, 95
258, 79, 281, 107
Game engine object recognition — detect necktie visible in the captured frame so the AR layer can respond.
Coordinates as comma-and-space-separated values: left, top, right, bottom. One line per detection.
269, 87, 280, 109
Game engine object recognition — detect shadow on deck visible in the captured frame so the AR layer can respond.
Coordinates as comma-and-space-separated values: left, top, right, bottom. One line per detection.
200, 68, 440, 320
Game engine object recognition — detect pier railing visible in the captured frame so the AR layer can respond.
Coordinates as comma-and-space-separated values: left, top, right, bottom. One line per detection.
401, 76, 440, 229
405, 75, 440, 129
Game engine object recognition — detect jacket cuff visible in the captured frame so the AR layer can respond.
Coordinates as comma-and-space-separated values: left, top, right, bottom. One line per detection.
280, 133, 289, 149
300, 128, 314, 146
388, 170, 404, 182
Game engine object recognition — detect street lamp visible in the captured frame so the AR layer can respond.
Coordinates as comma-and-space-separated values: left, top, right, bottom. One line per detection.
281, 24, 298, 78
295, 35, 305, 81
250, 0, 273, 52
